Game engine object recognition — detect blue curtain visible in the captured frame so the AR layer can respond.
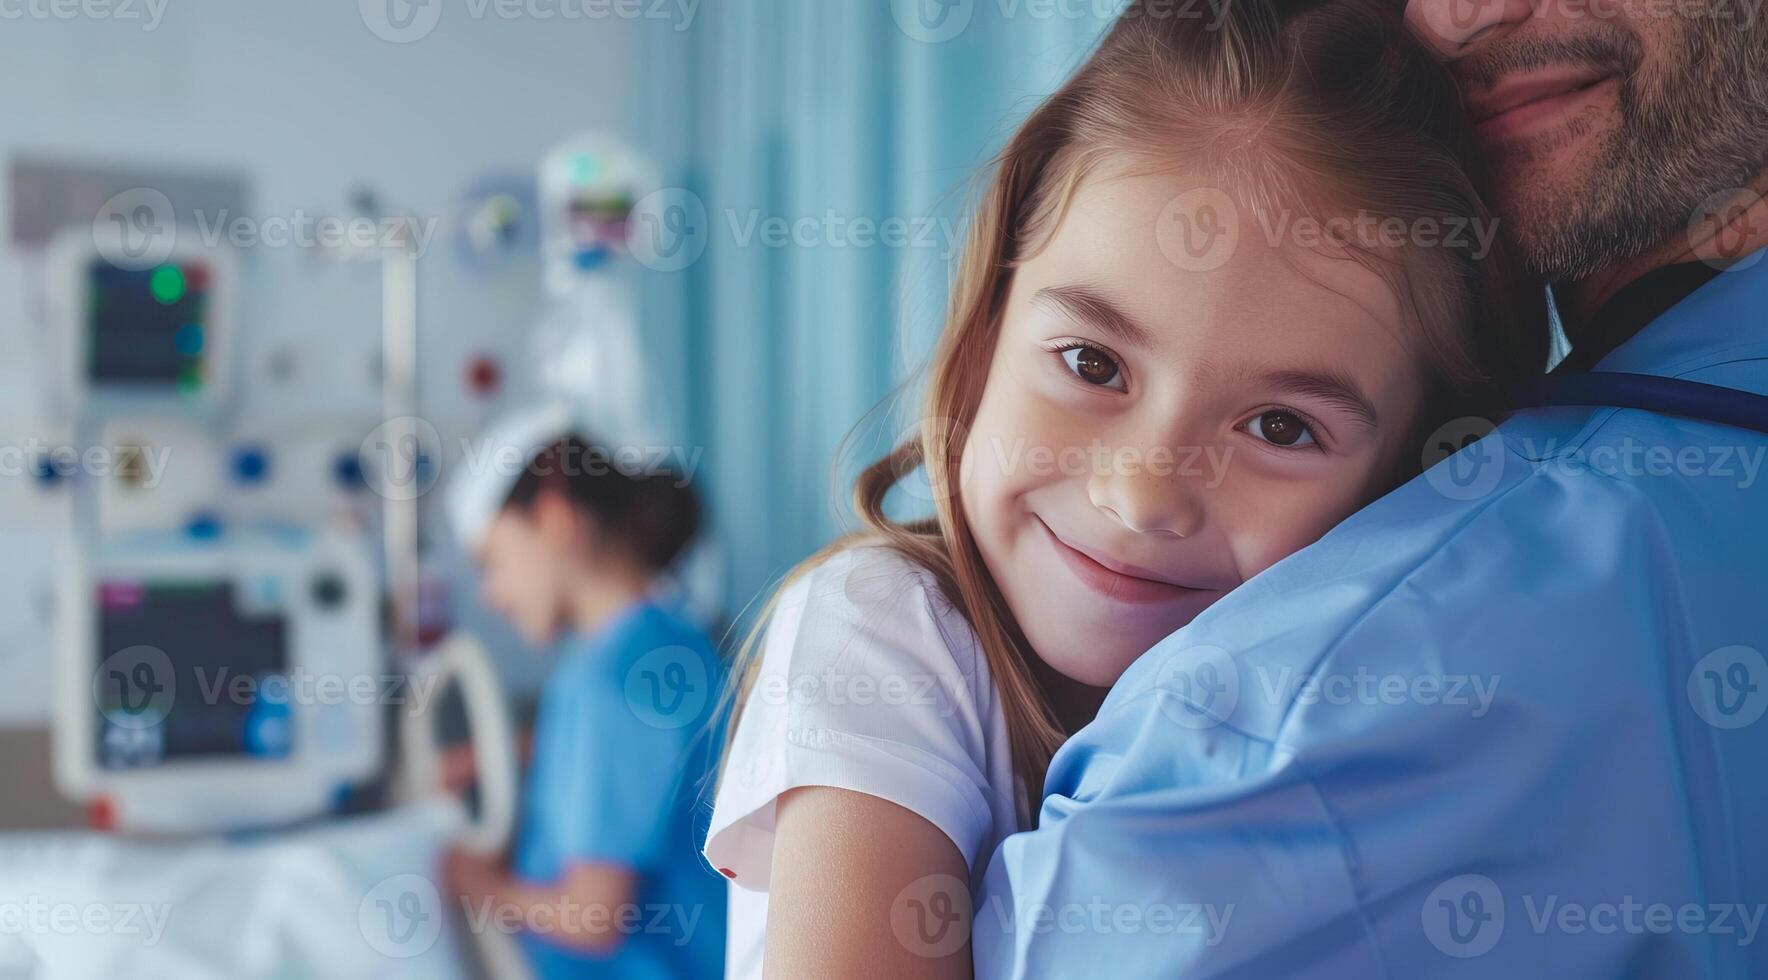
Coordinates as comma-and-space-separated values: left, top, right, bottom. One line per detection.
630, 1, 1116, 625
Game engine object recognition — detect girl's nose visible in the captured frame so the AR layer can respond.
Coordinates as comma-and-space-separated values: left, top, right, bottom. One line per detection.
1086, 467, 1205, 538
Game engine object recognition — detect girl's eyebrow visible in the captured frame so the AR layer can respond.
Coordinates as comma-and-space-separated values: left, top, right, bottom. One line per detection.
1032, 283, 1157, 350
1260, 369, 1380, 429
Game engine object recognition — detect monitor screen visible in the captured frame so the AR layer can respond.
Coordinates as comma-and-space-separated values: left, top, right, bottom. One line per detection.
86, 259, 210, 394
93, 579, 291, 770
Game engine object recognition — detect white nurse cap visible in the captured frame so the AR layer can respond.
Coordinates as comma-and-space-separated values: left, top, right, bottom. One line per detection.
444, 402, 575, 553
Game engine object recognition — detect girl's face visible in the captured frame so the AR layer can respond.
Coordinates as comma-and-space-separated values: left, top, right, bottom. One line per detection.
961, 170, 1433, 687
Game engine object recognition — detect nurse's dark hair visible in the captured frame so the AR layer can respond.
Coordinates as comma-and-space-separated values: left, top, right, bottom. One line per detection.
502, 435, 700, 574
719, 0, 1548, 810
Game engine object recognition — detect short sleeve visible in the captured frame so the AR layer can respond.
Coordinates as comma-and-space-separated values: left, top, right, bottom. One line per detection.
705, 546, 997, 890
524, 622, 716, 873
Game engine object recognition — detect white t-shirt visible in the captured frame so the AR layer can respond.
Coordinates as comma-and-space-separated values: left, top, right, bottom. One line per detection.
704, 544, 1023, 980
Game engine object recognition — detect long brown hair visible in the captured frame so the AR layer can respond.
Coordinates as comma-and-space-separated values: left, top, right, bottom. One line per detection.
719, 0, 1546, 811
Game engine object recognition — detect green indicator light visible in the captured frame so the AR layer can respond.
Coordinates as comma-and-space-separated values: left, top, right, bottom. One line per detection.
149, 266, 186, 305
568, 153, 601, 186
176, 367, 203, 395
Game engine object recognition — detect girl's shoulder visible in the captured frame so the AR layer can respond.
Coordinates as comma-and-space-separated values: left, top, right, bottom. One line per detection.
769, 543, 983, 679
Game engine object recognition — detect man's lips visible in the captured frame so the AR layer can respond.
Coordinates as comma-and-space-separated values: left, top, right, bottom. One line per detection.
1035, 517, 1226, 605
1464, 67, 1615, 141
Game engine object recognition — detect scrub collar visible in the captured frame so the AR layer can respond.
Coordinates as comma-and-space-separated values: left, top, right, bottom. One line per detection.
1553, 261, 1726, 374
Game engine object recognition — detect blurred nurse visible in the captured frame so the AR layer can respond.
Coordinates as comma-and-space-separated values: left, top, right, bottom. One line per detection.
443, 420, 725, 980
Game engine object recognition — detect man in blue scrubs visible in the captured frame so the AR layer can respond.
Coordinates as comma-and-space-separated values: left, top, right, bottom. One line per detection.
977, 1, 1768, 976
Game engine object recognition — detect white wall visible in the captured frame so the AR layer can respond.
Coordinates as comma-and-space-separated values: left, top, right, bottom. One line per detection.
0, 0, 653, 722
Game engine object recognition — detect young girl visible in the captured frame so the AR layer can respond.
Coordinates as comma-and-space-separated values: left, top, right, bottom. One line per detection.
706, 0, 1545, 975
442, 427, 726, 980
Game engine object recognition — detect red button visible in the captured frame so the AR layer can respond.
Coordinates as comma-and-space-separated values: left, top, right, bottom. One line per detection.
717, 867, 736, 879
466, 354, 501, 397
88, 797, 116, 832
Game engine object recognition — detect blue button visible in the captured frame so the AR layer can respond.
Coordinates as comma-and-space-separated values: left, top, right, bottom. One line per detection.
333, 453, 366, 490
186, 513, 223, 539
232, 446, 270, 484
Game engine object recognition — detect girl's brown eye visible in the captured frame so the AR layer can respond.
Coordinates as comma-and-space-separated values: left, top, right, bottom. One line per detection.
1243, 409, 1318, 449
1060, 345, 1125, 390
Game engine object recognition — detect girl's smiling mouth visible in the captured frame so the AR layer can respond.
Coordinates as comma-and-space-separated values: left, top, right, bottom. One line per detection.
1034, 516, 1227, 605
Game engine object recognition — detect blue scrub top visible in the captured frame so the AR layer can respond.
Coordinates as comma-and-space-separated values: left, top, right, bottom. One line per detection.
977, 259, 1768, 977
512, 599, 726, 980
